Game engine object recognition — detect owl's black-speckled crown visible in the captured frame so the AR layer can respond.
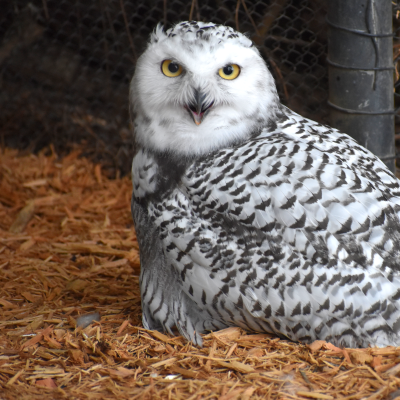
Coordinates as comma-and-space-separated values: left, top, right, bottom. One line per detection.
150, 21, 253, 47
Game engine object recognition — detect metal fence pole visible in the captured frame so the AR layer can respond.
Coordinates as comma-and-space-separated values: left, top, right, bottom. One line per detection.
327, 0, 395, 172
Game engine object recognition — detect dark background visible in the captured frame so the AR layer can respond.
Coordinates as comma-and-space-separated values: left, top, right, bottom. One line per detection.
0, 0, 399, 176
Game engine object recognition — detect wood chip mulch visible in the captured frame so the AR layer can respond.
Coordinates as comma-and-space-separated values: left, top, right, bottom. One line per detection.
1, 147, 400, 400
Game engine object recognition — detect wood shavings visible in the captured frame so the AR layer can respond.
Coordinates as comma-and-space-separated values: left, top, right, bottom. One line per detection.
9, 201, 35, 233
116, 320, 129, 335
1, 147, 400, 399
35, 377, 57, 388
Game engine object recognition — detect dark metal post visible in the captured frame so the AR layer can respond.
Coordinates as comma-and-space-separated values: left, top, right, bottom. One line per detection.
327, 0, 395, 172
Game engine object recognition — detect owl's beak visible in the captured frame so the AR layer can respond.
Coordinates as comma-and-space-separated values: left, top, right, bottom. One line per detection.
186, 89, 213, 125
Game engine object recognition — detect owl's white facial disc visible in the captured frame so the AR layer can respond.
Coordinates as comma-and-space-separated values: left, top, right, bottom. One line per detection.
130, 21, 280, 157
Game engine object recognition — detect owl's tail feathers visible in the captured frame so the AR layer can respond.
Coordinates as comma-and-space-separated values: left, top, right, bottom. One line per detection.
172, 290, 228, 347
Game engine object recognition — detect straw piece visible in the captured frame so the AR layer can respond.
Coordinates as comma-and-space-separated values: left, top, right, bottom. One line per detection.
6, 369, 24, 386
296, 391, 334, 399
216, 361, 255, 374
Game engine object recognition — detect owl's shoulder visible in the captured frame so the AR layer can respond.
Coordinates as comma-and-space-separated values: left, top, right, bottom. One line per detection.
187, 107, 394, 185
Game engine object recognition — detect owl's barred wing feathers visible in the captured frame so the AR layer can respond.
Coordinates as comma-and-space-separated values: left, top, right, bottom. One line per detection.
130, 21, 400, 348
143, 111, 400, 347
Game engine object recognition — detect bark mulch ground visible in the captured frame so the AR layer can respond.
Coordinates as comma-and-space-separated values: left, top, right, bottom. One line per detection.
1, 147, 400, 400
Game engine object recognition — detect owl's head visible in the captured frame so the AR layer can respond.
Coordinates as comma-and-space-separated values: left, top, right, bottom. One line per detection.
130, 21, 280, 157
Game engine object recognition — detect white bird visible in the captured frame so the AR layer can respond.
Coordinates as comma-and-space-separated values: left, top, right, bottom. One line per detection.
130, 21, 400, 347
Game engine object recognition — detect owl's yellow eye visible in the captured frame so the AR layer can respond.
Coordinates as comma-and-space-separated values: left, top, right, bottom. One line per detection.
161, 60, 183, 77
218, 64, 240, 80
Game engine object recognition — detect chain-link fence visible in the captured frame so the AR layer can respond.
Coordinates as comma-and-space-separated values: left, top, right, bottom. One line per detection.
0, 0, 398, 176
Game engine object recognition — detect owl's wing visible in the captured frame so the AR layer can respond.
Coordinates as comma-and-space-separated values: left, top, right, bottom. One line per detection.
163, 132, 400, 345
184, 134, 400, 267
132, 200, 228, 345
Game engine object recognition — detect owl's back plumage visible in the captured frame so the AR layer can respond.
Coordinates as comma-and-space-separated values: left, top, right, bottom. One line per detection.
130, 21, 400, 347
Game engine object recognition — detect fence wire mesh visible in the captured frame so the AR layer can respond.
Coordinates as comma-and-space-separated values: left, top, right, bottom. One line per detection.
0, 0, 398, 175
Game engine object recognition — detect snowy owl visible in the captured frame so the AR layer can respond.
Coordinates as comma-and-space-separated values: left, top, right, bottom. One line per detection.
130, 21, 400, 348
